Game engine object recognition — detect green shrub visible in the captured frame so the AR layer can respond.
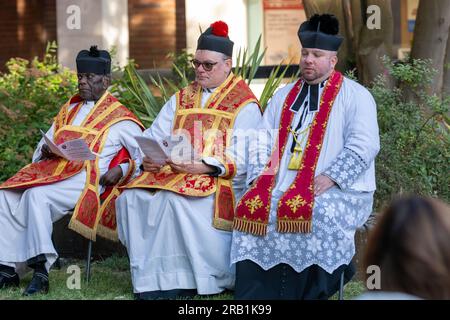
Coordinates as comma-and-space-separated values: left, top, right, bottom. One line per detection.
166, 50, 195, 84
109, 61, 164, 128
0, 42, 78, 182
371, 57, 450, 209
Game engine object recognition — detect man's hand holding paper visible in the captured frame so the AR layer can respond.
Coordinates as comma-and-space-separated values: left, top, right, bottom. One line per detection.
40, 144, 58, 160
166, 159, 216, 175
40, 129, 97, 161
142, 156, 165, 173
136, 134, 199, 174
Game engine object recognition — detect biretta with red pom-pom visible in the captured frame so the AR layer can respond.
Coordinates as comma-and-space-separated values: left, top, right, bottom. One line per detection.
197, 21, 234, 57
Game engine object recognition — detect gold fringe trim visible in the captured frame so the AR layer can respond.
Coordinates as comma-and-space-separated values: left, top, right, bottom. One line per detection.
96, 224, 119, 242
277, 220, 312, 233
68, 218, 97, 241
233, 218, 267, 236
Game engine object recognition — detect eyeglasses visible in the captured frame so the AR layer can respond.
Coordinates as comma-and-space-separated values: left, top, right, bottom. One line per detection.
191, 59, 218, 72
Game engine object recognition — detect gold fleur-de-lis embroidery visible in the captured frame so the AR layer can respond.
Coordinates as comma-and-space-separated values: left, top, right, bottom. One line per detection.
286, 195, 306, 213
245, 195, 264, 214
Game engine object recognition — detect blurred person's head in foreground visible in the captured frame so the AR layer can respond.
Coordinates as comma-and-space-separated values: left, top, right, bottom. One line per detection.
364, 194, 450, 299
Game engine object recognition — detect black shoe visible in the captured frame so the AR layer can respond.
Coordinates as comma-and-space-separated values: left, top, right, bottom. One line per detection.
0, 272, 19, 289
22, 272, 49, 296
136, 289, 197, 300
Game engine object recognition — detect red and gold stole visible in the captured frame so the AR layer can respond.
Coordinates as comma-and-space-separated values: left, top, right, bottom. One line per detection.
233, 71, 343, 236
96, 147, 138, 241
125, 74, 260, 231
0, 92, 144, 241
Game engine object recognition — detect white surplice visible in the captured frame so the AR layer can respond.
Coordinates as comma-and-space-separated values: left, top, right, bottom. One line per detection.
0, 100, 143, 272
116, 91, 261, 295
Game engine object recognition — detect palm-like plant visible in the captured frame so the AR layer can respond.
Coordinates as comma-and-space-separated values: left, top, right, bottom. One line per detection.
234, 36, 266, 85
121, 63, 163, 126
259, 62, 298, 112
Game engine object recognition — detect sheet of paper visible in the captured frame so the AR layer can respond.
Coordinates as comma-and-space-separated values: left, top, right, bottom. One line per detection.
135, 134, 198, 165
40, 130, 97, 161
59, 138, 97, 161
163, 134, 198, 164
135, 136, 169, 165
40, 129, 66, 159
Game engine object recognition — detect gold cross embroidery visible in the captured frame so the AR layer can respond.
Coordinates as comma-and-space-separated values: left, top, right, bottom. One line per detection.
245, 195, 264, 214
286, 195, 307, 213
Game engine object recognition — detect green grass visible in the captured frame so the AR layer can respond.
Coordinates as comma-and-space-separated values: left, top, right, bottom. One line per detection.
0, 256, 365, 300
0, 256, 134, 300
331, 281, 366, 300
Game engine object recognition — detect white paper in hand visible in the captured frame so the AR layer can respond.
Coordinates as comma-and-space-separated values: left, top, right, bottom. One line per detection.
59, 139, 97, 161
166, 134, 198, 164
135, 134, 197, 165
135, 136, 169, 165
40, 129, 97, 161
40, 129, 66, 158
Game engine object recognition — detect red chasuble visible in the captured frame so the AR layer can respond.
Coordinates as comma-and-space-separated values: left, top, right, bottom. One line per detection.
0, 92, 144, 241
124, 74, 260, 231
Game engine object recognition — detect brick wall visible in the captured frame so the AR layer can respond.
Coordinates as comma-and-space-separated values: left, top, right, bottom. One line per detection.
0, 0, 185, 71
128, 0, 185, 69
175, 0, 187, 52
0, 0, 57, 72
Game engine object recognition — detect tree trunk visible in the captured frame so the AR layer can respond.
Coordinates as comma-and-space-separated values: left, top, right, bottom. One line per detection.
410, 0, 450, 98
442, 26, 450, 97
353, 0, 393, 86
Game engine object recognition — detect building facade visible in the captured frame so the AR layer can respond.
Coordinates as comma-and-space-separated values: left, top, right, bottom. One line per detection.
0, 0, 419, 72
